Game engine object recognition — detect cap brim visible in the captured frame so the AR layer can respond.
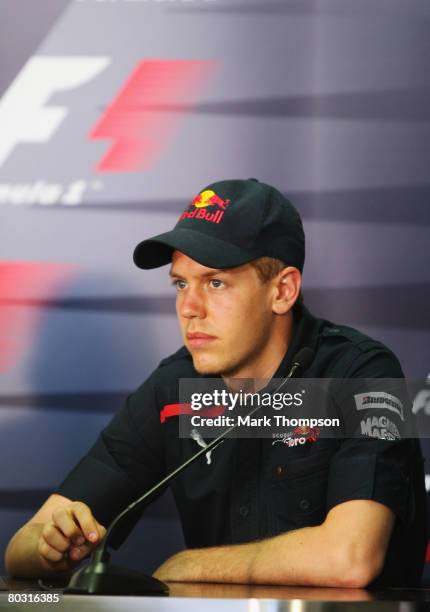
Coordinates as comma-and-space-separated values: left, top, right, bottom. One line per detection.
133, 228, 257, 270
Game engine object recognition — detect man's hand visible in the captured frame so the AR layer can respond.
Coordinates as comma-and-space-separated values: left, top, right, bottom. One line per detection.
5, 494, 108, 578
37, 501, 106, 572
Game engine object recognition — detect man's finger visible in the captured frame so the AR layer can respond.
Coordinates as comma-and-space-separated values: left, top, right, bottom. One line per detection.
68, 542, 93, 562
41, 523, 70, 553
38, 538, 65, 563
51, 506, 83, 541
71, 502, 101, 543
96, 522, 107, 540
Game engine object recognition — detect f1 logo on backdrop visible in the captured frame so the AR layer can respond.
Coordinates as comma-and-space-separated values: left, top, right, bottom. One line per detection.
0, 56, 216, 173
0, 57, 109, 168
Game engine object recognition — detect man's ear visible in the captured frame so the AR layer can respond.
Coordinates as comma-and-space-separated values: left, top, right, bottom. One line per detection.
271, 267, 301, 315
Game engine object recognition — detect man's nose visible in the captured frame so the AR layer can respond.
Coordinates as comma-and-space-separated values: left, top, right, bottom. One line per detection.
178, 287, 206, 319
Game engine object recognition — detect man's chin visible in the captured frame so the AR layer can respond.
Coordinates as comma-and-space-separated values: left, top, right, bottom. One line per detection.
191, 356, 224, 377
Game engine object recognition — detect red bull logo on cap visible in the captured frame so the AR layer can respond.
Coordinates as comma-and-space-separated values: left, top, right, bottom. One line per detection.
178, 189, 230, 224
192, 190, 230, 209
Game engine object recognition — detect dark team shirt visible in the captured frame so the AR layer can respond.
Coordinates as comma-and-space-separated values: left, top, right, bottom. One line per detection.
56, 304, 427, 588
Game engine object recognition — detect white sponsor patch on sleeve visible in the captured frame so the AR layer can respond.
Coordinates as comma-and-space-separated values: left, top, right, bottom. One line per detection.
354, 391, 404, 421
360, 415, 401, 440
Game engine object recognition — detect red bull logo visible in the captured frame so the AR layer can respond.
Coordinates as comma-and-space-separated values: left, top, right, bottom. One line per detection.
191, 190, 230, 210
178, 189, 230, 224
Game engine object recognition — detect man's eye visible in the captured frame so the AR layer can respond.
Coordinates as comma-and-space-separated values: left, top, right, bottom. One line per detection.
172, 280, 187, 290
210, 279, 224, 288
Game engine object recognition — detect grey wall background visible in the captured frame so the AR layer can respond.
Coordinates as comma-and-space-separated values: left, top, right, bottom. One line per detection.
0, 0, 429, 577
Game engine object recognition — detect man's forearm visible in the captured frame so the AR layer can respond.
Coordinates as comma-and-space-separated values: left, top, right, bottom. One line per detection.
154, 523, 371, 588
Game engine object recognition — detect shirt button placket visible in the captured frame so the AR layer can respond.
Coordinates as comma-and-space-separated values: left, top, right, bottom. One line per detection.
239, 505, 249, 517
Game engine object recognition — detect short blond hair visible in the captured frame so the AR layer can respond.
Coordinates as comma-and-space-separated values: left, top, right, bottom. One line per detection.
249, 256, 286, 283
249, 256, 303, 309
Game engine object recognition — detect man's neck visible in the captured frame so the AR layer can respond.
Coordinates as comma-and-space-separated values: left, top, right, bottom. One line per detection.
223, 313, 294, 392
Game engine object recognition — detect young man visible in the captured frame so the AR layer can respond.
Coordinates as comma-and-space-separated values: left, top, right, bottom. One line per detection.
5, 179, 427, 587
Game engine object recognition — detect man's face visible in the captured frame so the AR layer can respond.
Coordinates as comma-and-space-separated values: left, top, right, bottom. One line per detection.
170, 251, 279, 378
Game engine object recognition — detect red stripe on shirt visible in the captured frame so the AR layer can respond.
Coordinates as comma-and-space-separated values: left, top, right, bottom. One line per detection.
160, 403, 225, 423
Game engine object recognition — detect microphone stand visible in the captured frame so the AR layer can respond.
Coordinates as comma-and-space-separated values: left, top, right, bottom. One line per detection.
63, 349, 313, 595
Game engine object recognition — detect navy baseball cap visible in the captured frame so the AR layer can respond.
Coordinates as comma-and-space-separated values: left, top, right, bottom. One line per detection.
133, 178, 305, 272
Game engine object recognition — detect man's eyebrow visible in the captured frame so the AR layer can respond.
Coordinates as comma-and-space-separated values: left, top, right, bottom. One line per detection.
169, 268, 227, 278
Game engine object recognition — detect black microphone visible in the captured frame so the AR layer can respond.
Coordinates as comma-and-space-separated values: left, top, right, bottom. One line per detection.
292, 346, 315, 372
61, 347, 315, 595
273, 346, 315, 393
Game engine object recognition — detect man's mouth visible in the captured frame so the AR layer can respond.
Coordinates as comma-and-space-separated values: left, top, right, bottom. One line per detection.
186, 332, 217, 348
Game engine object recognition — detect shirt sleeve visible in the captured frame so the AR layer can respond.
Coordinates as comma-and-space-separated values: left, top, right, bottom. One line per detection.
55, 374, 166, 548
326, 347, 421, 526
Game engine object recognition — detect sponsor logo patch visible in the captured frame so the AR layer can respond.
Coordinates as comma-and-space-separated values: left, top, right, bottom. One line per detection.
360, 415, 401, 440
354, 391, 404, 421
272, 426, 320, 447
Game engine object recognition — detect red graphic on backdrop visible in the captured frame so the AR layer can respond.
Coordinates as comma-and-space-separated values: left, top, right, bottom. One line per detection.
90, 59, 218, 173
0, 262, 77, 372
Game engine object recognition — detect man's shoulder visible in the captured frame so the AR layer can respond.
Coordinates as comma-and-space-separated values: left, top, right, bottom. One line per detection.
312, 314, 402, 377
128, 347, 196, 410
319, 320, 386, 353
152, 345, 197, 381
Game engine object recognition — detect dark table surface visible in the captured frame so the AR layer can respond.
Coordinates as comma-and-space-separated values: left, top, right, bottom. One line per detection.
2, 575, 430, 611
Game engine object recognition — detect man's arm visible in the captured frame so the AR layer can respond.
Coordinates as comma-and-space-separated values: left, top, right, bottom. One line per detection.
153, 499, 395, 588
5, 377, 168, 579
4, 494, 106, 578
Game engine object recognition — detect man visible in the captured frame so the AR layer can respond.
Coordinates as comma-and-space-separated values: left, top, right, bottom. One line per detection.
4, 179, 427, 587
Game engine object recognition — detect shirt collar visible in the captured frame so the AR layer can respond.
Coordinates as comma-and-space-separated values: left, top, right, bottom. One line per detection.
271, 304, 321, 380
